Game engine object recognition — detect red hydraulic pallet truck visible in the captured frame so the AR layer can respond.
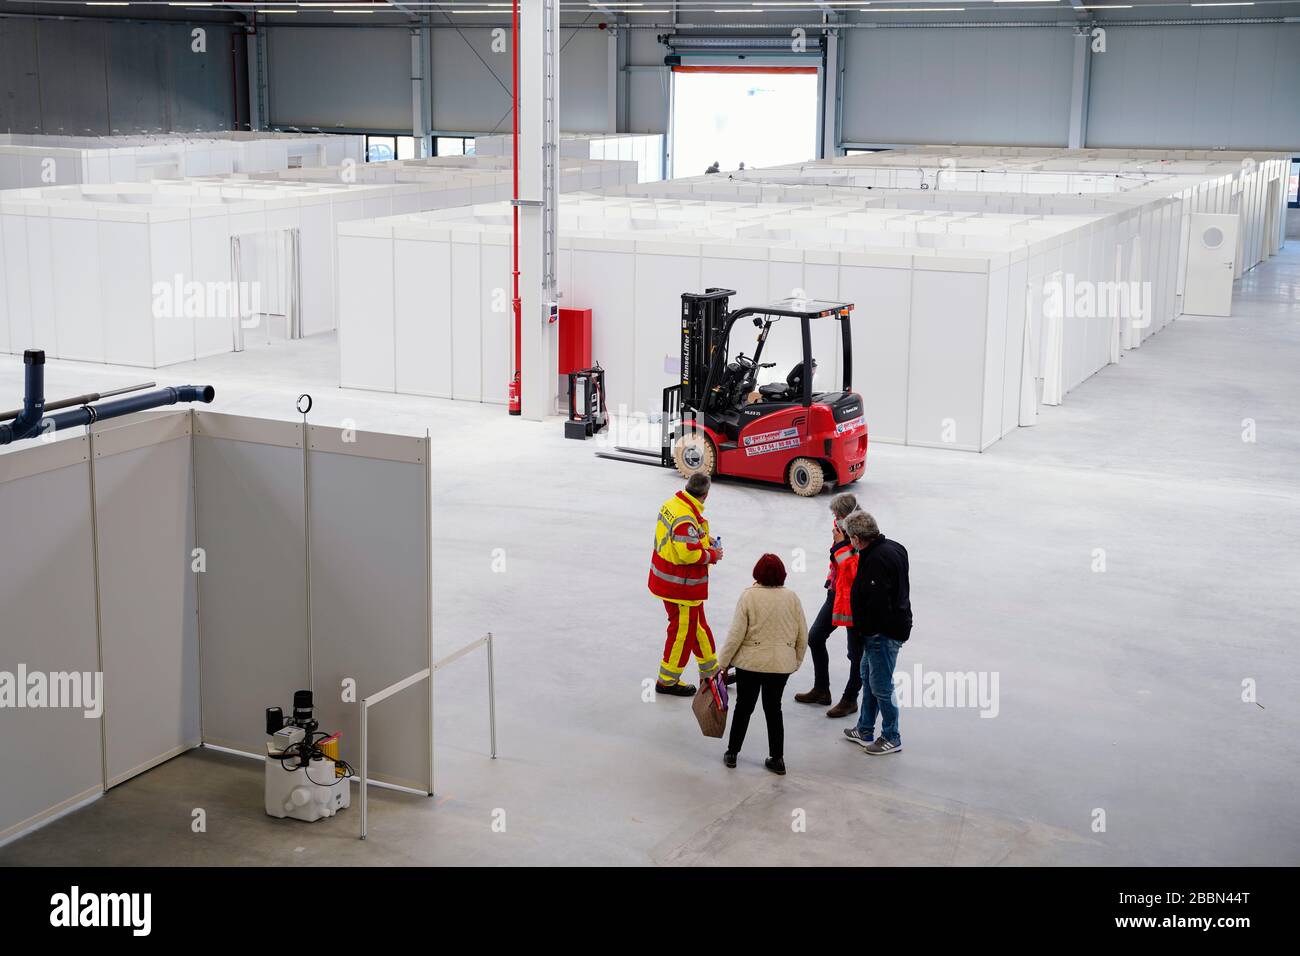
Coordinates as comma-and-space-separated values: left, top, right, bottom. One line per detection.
596, 288, 867, 496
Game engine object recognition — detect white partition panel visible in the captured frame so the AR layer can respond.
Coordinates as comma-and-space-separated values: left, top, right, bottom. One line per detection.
450, 238, 484, 402
840, 258, 912, 446
394, 235, 451, 398
907, 266, 989, 451
193, 413, 310, 755
90, 414, 200, 788
0, 437, 103, 844
632, 247, 701, 415
338, 231, 396, 392
306, 426, 431, 793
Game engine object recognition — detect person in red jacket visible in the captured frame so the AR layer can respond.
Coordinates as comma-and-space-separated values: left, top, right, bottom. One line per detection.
794, 492, 863, 717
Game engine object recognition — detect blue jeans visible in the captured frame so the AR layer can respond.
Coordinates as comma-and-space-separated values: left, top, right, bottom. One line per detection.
856, 634, 903, 745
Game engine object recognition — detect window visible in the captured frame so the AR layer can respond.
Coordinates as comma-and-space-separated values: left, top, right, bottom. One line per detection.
1288, 158, 1299, 208
843, 147, 889, 156
365, 135, 417, 163
435, 136, 476, 157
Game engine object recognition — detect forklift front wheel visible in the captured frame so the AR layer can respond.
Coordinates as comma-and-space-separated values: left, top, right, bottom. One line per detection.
787, 457, 826, 497
672, 432, 717, 479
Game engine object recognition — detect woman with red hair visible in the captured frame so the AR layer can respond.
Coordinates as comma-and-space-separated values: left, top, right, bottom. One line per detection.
716, 554, 809, 775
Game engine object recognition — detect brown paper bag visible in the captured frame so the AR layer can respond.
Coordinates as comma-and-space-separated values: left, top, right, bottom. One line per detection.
692, 678, 727, 738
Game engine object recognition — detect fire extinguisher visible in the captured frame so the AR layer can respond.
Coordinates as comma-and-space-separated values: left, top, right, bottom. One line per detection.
508, 372, 521, 416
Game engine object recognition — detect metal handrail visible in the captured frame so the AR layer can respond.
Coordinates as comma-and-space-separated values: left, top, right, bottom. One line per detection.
358, 632, 497, 840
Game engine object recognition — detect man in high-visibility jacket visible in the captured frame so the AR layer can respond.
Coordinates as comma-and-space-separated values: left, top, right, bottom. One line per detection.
649, 473, 725, 697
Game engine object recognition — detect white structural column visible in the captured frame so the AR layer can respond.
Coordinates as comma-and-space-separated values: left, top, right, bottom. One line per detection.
519, 0, 561, 421
820, 15, 840, 159
1067, 27, 1092, 149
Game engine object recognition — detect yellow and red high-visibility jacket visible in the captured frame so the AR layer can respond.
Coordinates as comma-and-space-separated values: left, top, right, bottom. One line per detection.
647, 490, 719, 606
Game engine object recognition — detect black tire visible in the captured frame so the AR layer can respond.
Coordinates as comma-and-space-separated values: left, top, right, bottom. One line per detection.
672, 431, 717, 479
787, 457, 825, 497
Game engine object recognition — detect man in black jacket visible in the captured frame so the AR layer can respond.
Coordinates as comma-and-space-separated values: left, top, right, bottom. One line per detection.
841, 511, 911, 755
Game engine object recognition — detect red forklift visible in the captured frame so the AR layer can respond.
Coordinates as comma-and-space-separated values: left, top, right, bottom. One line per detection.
598, 288, 867, 496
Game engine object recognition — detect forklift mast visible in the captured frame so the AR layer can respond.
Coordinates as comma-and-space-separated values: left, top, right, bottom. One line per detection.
679, 288, 734, 412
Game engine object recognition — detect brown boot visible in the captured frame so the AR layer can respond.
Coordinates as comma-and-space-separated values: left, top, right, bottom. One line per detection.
826, 697, 858, 718
794, 688, 832, 706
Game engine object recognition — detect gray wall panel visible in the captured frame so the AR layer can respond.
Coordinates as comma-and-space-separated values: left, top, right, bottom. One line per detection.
37, 20, 111, 137
267, 27, 410, 131
194, 432, 309, 755
559, 28, 611, 133
93, 431, 200, 787
0, 453, 103, 841
840, 27, 1074, 146
430, 28, 513, 134
0, 19, 235, 137
163, 23, 236, 133
1087, 25, 1300, 149
627, 69, 669, 135
0, 19, 43, 136
308, 448, 429, 791
106, 23, 167, 135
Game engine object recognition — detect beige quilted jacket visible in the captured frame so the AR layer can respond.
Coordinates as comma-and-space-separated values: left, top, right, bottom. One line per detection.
717, 585, 809, 675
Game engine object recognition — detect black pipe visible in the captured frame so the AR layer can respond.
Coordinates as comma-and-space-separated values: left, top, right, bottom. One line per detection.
0, 350, 214, 447
0, 381, 156, 423
9, 350, 45, 438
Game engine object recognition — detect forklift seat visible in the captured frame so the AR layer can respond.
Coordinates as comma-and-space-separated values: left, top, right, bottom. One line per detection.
759, 360, 816, 402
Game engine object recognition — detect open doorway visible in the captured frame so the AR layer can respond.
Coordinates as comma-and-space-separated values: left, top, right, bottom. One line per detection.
670, 66, 819, 179
230, 228, 302, 351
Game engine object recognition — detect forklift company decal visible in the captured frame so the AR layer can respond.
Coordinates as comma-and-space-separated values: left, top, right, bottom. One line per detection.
836, 415, 865, 435
746, 435, 803, 457
743, 425, 800, 448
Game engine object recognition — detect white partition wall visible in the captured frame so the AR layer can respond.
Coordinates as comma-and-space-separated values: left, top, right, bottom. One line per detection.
91, 414, 200, 788
0, 156, 641, 367
0, 132, 365, 191
0, 408, 436, 844
474, 132, 665, 183
0, 436, 103, 845
193, 414, 309, 756
339, 195, 1144, 452
307, 425, 432, 791
337, 141, 1282, 451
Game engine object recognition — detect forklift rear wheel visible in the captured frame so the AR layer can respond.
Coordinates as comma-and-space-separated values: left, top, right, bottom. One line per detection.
787, 458, 825, 497
672, 432, 717, 479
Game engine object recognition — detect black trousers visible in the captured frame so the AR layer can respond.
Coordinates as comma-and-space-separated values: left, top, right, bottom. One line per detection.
727, 669, 791, 759
807, 590, 864, 700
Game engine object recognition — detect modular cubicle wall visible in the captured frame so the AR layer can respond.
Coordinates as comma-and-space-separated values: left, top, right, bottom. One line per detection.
0, 157, 642, 368
0, 133, 365, 191
0, 409, 432, 844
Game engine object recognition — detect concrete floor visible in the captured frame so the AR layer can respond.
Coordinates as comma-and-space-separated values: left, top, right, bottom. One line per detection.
2, 248, 1299, 866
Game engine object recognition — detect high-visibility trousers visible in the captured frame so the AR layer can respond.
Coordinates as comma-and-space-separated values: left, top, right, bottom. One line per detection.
657, 600, 719, 686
